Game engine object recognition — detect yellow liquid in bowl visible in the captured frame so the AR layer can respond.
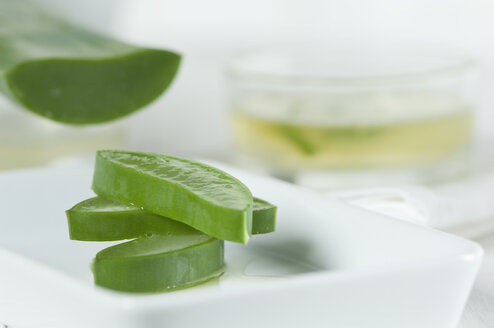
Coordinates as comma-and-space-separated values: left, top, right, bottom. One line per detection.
231, 111, 471, 172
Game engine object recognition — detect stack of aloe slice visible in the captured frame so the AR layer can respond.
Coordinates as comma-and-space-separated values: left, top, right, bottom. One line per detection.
66, 150, 276, 293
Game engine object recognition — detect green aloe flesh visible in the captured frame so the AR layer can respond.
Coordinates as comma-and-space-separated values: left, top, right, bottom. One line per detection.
66, 197, 197, 241
0, 0, 180, 124
93, 234, 224, 293
277, 125, 317, 155
92, 150, 254, 244
67, 196, 276, 241
252, 197, 277, 234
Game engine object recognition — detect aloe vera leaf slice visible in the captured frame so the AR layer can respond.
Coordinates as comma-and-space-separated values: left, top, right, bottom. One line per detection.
277, 125, 318, 155
0, 0, 180, 124
92, 234, 224, 293
92, 150, 253, 244
66, 196, 276, 241
252, 197, 277, 234
66, 197, 197, 241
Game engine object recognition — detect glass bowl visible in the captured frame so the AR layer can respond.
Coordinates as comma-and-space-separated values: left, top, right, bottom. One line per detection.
0, 96, 126, 170
225, 42, 478, 188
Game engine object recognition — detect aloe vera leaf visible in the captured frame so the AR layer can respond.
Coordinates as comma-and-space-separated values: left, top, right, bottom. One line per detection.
66, 197, 197, 241
252, 197, 277, 234
92, 150, 253, 244
66, 196, 276, 241
92, 234, 224, 293
0, 0, 180, 124
277, 125, 317, 155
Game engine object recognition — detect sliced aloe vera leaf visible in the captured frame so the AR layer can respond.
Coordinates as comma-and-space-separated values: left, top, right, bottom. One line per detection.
92, 150, 254, 244
92, 234, 224, 293
277, 125, 317, 155
66, 196, 276, 241
66, 197, 197, 241
252, 197, 277, 234
0, 0, 180, 124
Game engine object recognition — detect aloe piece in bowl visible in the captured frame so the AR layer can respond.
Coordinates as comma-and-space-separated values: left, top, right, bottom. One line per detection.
66, 196, 276, 241
66, 197, 197, 241
92, 150, 254, 244
92, 234, 224, 293
0, 0, 180, 124
252, 197, 277, 234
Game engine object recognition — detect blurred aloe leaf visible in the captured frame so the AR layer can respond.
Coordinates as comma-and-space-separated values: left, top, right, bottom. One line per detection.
0, 0, 180, 125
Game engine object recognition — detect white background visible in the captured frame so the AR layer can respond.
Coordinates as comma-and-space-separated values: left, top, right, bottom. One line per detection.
33, 0, 494, 159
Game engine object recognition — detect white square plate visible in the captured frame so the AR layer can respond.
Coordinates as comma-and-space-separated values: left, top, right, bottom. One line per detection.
0, 163, 483, 328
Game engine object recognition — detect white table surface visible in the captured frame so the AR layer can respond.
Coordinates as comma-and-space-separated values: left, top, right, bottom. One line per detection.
458, 230, 494, 328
